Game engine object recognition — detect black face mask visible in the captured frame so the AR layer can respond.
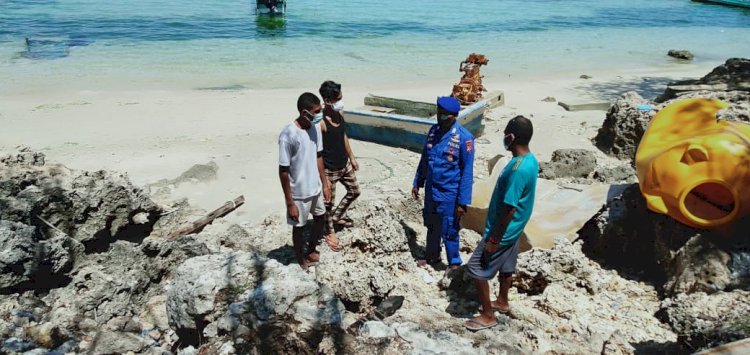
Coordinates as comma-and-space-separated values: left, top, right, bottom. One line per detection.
503, 133, 515, 151
437, 113, 452, 124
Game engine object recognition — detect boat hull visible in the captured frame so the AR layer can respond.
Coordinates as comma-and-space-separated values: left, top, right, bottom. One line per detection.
692, 0, 750, 9
344, 98, 489, 152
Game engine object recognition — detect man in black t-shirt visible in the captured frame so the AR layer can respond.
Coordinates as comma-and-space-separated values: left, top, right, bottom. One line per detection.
318, 81, 361, 250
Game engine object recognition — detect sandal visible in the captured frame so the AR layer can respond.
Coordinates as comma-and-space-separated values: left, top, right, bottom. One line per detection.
464, 318, 498, 331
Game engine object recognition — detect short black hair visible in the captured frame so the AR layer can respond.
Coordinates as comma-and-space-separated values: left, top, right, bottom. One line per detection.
505, 115, 533, 145
297, 92, 320, 112
319, 80, 342, 101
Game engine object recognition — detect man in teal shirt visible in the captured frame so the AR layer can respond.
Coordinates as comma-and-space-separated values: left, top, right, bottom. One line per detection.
464, 116, 538, 331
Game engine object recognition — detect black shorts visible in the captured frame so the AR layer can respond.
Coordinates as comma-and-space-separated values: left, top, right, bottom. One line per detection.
465, 238, 520, 281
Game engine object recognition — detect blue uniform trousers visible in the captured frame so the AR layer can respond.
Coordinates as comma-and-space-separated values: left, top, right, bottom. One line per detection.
423, 195, 462, 266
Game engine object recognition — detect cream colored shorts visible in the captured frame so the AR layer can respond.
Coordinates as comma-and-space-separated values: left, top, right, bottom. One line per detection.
288, 193, 326, 227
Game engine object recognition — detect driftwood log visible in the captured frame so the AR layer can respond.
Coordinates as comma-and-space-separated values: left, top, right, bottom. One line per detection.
168, 195, 245, 239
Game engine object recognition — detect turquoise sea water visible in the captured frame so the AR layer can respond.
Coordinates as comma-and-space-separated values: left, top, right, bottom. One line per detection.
1, 0, 749, 91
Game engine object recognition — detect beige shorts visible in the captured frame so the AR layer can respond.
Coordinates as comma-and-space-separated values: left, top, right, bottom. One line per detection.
288, 193, 326, 227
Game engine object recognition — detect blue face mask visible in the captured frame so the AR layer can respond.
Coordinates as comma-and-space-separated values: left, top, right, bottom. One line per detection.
311, 111, 323, 124
304, 109, 323, 124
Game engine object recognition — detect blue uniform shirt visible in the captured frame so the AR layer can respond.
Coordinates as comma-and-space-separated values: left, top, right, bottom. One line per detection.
413, 121, 474, 206
484, 153, 538, 246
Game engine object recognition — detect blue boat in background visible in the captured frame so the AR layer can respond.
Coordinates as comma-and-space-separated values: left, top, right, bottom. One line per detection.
344, 91, 504, 152
693, 0, 750, 9
256, 0, 286, 15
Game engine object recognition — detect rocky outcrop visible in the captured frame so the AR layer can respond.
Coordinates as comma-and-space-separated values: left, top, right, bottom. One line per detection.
165, 250, 348, 353
315, 199, 417, 311
502, 238, 677, 353
516, 237, 610, 295
394, 322, 478, 354
596, 60, 750, 162
42, 242, 160, 338
0, 148, 205, 354
79, 331, 153, 355
595, 91, 750, 163
579, 184, 750, 297
166, 251, 265, 343
593, 164, 636, 183
593, 91, 653, 161
0, 221, 78, 292
668, 49, 694, 61
166, 250, 348, 352
539, 149, 597, 179
4, 146, 748, 354
0, 148, 161, 253
658, 58, 750, 102
659, 291, 750, 349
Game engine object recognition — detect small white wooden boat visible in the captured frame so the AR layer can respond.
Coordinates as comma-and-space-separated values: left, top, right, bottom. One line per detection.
343, 91, 504, 152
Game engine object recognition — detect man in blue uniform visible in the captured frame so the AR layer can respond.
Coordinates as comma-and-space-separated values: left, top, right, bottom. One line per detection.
412, 96, 474, 271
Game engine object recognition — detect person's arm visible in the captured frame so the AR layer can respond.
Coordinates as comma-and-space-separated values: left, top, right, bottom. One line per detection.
318, 152, 331, 202
411, 129, 432, 199
456, 135, 475, 217
278, 137, 298, 221
343, 133, 358, 171
279, 166, 298, 222
318, 120, 326, 133
315, 124, 331, 202
487, 204, 516, 244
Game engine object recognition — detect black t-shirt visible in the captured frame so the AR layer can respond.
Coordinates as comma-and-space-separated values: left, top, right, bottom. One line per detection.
321, 111, 349, 171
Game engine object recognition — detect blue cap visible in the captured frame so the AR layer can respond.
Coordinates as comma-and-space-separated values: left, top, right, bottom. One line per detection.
437, 96, 461, 115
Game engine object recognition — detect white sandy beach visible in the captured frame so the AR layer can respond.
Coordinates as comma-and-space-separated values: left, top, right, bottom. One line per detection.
0, 63, 718, 224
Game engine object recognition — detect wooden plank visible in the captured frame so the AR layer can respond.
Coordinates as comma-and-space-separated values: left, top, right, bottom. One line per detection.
359, 105, 397, 114
483, 90, 505, 108
168, 195, 245, 239
364, 95, 437, 117
558, 101, 612, 112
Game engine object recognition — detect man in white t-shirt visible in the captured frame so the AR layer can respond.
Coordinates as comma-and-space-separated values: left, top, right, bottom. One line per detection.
279, 92, 335, 269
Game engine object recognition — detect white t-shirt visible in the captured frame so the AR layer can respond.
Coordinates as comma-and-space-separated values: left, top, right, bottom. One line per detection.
278, 121, 323, 200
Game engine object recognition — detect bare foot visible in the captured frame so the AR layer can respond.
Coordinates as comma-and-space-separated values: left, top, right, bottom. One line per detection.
478, 300, 510, 314
333, 217, 353, 228
324, 234, 341, 251
492, 300, 510, 313
306, 252, 320, 263
417, 258, 441, 268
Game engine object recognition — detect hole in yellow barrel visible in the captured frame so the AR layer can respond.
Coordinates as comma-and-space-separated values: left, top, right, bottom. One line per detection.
681, 181, 737, 226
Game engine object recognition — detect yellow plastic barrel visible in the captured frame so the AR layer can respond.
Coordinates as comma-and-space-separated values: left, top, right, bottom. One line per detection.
635, 98, 750, 228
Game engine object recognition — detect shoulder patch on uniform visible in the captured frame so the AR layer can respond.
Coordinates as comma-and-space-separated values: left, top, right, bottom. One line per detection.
466, 140, 473, 152
512, 158, 524, 171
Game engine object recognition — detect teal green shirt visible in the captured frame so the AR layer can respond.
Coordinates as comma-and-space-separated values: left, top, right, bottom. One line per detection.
483, 153, 538, 246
